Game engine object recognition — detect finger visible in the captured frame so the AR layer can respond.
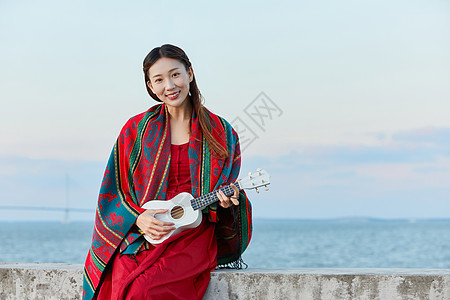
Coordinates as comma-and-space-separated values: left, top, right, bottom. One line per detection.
217, 191, 226, 202
148, 225, 174, 237
227, 185, 239, 205
231, 184, 239, 197
220, 190, 233, 201
220, 201, 230, 208
152, 225, 175, 233
217, 193, 230, 208
152, 209, 169, 215
146, 228, 161, 237
153, 217, 175, 226
230, 197, 239, 206
143, 209, 170, 223
150, 212, 175, 227
152, 218, 175, 228
219, 191, 232, 208
217, 197, 228, 208
148, 230, 165, 240
148, 234, 160, 240
224, 200, 232, 208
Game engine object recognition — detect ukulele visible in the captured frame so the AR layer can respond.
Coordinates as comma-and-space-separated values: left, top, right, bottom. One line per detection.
142, 168, 270, 245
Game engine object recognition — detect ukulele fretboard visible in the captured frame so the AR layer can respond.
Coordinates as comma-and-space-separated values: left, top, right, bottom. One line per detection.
190, 182, 240, 210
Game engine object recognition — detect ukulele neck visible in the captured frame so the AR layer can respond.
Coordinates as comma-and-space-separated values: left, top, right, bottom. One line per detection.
190, 182, 241, 211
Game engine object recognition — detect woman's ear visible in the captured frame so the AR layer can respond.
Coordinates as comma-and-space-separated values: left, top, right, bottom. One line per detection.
188, 67, 194, 83
147, 80, 153, 93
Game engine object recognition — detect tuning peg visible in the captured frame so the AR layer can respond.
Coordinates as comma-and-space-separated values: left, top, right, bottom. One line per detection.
257, 168, 261, 172
255, 188, 259, 194
264, 185, 269, 191
248, 172, 252, 177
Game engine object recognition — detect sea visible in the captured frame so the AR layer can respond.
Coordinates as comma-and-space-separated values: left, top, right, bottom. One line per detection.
1, 218, 450, 269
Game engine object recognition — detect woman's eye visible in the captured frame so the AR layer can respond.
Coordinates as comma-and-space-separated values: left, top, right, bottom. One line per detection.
172, 73, 180, 77
155, 78, 162, 83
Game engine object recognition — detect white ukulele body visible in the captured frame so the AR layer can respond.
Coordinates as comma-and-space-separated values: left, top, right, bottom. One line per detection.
141, 192, 203, 245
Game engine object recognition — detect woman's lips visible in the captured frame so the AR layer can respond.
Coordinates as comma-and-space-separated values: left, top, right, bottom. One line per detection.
166, 91, 180, 100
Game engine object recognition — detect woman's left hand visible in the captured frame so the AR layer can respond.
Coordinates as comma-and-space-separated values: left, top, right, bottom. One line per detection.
217, 181, 240, 208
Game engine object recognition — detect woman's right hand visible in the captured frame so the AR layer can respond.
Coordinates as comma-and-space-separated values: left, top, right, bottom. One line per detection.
136, 209, 175, 240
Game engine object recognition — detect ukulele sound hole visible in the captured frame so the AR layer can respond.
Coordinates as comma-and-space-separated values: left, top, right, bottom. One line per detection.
170, 206, 184, 219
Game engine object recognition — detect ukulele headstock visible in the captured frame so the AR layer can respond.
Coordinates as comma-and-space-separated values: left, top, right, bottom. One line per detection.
238, 168, 270, 193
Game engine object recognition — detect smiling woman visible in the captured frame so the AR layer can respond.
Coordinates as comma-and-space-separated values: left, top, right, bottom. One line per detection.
82, 44, 253, 300
146, 58, 192, 108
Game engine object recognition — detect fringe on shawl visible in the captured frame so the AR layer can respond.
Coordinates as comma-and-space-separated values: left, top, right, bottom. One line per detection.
216, 198, 249, 270
216, 256, 248, 270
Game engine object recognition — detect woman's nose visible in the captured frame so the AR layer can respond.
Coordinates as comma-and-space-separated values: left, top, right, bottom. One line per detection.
165, 78, 175, 90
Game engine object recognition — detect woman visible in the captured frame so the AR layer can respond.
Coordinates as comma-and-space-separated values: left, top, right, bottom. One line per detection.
83, 44, 252, 300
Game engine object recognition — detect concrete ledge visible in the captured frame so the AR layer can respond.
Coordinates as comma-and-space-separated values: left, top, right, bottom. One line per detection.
0, 263, 82, 300
1, 263, 449, 299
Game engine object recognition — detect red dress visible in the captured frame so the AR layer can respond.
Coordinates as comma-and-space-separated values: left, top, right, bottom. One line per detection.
96, 143, 218, 300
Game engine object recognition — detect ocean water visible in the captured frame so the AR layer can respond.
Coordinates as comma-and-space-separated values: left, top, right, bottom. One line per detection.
1, 219, 450, 269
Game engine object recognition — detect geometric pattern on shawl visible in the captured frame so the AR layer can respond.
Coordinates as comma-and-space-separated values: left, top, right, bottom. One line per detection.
82, 103, 252, 300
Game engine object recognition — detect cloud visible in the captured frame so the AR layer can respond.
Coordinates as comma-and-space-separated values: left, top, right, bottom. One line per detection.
302, 144, 438, 164
240, 127, 450, 218
413, 166, 450, 174
257, 126, 450, 166
392, 127, 450, 147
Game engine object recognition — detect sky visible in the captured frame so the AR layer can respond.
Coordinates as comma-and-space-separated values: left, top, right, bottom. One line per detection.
0, 0, 449, 221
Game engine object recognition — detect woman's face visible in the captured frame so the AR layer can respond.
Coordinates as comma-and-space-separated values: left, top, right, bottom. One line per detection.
147, 57, 193, 109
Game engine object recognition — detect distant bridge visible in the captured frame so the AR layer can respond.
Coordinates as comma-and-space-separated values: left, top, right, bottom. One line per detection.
0, 175, 94, 222
0, 206, 92, 212
0, 206, 93, 223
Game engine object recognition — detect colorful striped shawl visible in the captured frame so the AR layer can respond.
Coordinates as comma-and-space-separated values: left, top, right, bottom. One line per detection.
82, 103, 252, 300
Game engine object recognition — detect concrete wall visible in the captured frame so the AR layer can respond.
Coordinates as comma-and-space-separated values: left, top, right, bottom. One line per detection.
1, 263, 449, 299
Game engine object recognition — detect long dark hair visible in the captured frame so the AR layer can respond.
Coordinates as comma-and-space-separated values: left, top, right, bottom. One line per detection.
143, 44, 229, 159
